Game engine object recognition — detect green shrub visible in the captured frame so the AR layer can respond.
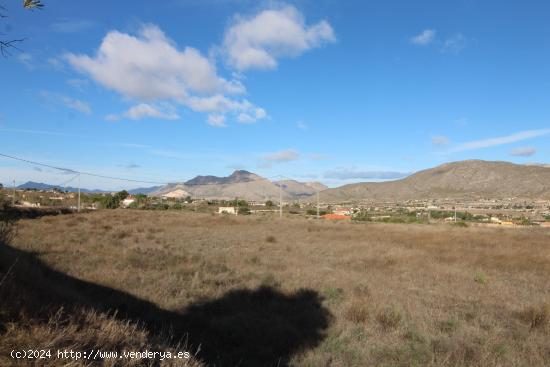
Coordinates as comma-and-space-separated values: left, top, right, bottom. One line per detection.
474, 272, 486, 284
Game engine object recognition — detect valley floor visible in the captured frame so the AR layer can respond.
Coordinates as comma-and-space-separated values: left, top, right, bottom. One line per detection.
1, 210, 549, 366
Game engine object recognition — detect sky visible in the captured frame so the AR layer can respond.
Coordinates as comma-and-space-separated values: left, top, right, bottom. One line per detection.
1, 0, 549, 190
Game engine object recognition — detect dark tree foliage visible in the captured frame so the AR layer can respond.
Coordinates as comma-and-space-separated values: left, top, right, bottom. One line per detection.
1, 1, 44, 57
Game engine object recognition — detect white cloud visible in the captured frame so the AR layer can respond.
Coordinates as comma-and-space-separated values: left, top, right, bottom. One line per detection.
40, 91, 92, 115
297, 120, 308, 130
510, 147, 537, 157
432, 135, 451, 146
62, 97, 92, 114
442, 33, 467, 54
18, 53, 34, 69
410, 29, 436, 46
324, 168, 409, 180
106, 103, 179, 121
65, 24, 265, 124
207, 114, 227, 127
259, 149, 300, 168
223, 5, 336, 71
67, 78, 89, 91
124, 103, 179, 121
237, 108, 267, 124
51, 19, 97, 33
309, 153, 328, 160
450, 129, 550, 152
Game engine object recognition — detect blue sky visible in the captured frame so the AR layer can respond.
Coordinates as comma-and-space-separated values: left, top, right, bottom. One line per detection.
1, 0, 549, 189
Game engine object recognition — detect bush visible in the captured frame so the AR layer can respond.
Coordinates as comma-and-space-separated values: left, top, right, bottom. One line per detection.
344, 300, 369, 324
520, 304, 550, 330
238, 206, 251, 215
452, 221, 468, 227
518, 218, 533, 226
376, 307, 402, 330
474, 272, 486, 284
306, 209, 327, 216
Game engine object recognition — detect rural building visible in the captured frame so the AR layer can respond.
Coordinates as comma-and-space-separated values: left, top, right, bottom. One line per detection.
333, 207, 353, 216
122, 196, 136, 207
20, 201, 40, 208
490, 217, 502, 224
218, 206, 237, 215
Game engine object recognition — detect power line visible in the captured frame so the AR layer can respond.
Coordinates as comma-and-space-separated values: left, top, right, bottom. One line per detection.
0, 152, 294, 189
0, 152, 168, 185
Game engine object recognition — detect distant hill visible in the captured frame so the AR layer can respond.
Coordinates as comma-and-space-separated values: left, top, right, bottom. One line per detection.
318, 160, 550, 202
185, 170, 261, 186
16, 181, 106, 193
128, 186, 163, 195
151, 171, 327, 201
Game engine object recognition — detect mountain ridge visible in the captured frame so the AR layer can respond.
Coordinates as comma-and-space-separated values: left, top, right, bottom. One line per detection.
318, 160, 550, 202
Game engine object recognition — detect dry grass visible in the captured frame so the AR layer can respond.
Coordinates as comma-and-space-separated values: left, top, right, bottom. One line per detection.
2, 209, 550, 366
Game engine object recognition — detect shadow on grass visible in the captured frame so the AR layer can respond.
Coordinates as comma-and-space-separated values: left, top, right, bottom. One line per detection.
0, 206, 74, 221
0, 221, 330, 366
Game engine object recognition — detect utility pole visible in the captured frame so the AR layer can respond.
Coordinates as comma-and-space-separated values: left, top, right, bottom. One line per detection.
12, 179, 16, 206
279, 183, 282, 218
77, 174, 81, 212
316, 190, 320, 219
454, 206, 457, 222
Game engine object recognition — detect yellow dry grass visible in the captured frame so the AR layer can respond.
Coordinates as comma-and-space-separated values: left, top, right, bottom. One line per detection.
2, 209, 550, 366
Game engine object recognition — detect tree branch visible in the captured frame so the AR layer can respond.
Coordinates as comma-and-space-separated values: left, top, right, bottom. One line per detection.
0, 38, 25, 57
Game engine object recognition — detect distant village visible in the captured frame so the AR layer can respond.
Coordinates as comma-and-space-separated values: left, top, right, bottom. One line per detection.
2, 185, 549, 228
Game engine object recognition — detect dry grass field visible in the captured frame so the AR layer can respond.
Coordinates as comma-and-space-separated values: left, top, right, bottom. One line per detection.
1, 209, 550, 366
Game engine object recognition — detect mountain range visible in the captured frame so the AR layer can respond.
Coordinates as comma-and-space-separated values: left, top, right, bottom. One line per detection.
150, 170, 328, 201
15, 182, 161, 195
13, 160, 550, 202
318, 160, 550, 202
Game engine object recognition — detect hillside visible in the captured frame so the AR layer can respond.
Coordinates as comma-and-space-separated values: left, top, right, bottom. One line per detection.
152, 171, 327, 201
16, 181, 106, 193
319, 160, 550, 202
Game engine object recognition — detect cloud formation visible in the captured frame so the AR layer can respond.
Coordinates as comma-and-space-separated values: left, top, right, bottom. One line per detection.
107, 103, 180, 121
223, 5, 335, 71
432, 135, 451, 146
510, 147, 537, 157
40, 91, 92, 115
51, 19, 97, 33
323, 168, 409, 180
450, 129, 550, 152
442, 33, 467, 54
207, 114, 227, 127
410, 29, 436, 46
66, 24, 264, 125
259, 149, 300, 168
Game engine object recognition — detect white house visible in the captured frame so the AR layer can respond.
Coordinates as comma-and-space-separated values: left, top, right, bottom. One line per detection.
333, 207, 353, 216
122, 197, 136, 207
218, 206, 237, 215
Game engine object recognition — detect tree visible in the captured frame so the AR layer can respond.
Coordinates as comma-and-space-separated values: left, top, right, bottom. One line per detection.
1, 1, 44, 57
265, 200, 274, 207
238, 206, 251, 215
114, 190, 129, 202
101, 190, 129, 209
